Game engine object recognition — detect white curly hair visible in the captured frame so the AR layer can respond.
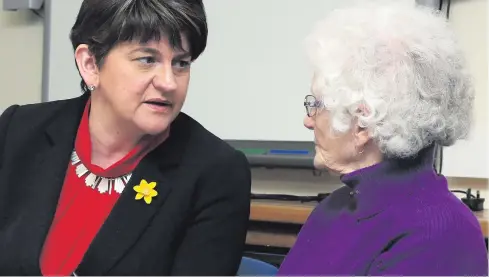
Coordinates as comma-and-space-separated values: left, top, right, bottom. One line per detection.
305, 0, 474, 158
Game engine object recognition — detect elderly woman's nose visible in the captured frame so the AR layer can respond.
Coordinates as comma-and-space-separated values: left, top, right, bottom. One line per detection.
304, 116, 315, 130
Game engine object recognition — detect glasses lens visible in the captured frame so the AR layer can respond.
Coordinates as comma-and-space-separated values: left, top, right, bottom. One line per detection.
304, 95, 316, 117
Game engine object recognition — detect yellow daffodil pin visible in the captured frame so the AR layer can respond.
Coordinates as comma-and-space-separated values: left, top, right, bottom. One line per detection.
133, 179, 158, 204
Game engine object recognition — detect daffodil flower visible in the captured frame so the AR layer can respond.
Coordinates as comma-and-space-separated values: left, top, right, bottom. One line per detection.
133, 179, 158, 204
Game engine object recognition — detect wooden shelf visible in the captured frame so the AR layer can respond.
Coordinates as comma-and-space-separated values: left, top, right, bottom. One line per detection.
247, 200, 488, 248
250, 200, 315, 224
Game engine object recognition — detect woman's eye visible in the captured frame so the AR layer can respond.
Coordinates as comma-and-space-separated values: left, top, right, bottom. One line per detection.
137, 56, 156, 64
174, 60, 191, 69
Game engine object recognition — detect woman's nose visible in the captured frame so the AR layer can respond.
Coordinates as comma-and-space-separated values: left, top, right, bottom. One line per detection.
153, 66, 178, 92
304, 115, 315, 130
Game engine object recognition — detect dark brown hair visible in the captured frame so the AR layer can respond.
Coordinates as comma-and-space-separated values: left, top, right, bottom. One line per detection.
69, 0, 208, 94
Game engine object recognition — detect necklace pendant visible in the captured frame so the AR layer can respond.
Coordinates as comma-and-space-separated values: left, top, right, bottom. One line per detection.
71, 151, 131, 195
97, 177, 110, 194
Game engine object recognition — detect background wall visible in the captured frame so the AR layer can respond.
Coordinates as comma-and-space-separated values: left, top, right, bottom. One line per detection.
0, 10, 42, 107
0, 0, 487, 198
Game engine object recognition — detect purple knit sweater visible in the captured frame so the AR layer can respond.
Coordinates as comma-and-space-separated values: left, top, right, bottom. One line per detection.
278, 146, 488, 276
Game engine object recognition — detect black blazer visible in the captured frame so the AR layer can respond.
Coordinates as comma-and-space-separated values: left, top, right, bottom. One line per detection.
0, 94, 252, 276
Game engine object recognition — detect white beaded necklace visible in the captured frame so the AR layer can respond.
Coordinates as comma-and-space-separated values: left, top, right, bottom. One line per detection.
70, 151, 132, 194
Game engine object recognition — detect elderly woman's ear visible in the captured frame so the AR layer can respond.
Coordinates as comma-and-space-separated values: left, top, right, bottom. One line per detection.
352, 125, 370, 153
352, 103, 373, 151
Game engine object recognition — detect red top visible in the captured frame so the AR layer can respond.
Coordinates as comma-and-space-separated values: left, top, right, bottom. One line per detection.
40, 100, 167, 276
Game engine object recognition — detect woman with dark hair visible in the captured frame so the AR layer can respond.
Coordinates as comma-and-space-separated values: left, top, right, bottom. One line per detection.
0, 0, 251, 275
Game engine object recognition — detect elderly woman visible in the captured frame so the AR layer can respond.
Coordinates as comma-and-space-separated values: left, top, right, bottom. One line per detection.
0, 0, 251, 275
278, 2, 488, 276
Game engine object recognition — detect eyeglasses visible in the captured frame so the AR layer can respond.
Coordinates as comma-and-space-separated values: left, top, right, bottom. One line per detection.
304, 94, 322, 117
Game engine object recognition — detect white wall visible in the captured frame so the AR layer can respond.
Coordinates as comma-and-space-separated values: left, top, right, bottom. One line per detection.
0, 10, 43, 108
441, 0, 488, 178
0, 1, 487, 197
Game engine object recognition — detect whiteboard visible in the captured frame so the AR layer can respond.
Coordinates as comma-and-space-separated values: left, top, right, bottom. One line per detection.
42, 0, 363, 142
184, 0, 357, 141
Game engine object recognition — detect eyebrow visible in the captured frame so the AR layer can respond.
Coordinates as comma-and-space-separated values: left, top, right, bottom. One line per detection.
130, 47, 191, 59
174, 52, 191, 60
131, 47, 160, 56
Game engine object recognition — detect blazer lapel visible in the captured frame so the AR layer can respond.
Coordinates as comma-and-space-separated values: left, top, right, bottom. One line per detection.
76, 117, 189, 275
16, 96, 88, 275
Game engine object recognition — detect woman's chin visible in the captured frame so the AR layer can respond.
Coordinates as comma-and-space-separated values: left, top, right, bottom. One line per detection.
313, 157, 329, 171
134, 125, 167, 138
327, 169, 342, 177
135, 119, 171, 136
313, 157, 342, 176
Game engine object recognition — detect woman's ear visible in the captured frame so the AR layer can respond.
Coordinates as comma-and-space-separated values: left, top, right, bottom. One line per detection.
354, 125, 370, 148
353, 103, 371, 148
74, 44, 99, 88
